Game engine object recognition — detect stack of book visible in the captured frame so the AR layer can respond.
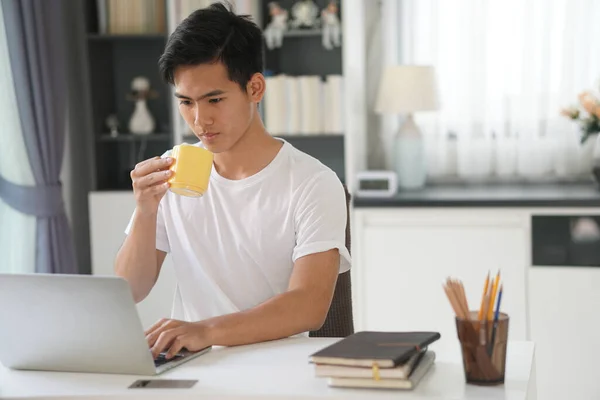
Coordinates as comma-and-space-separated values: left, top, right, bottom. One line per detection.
309, 331, 440, 390
96, 0, 167, 35
263, 74, 344, 136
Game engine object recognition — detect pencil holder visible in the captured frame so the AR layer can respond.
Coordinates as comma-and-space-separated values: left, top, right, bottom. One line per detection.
455, 311, 509, 385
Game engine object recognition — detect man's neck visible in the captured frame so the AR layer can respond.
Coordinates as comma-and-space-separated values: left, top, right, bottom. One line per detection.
213, 121, 282, 181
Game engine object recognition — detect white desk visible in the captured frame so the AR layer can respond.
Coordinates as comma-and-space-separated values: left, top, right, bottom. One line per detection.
0, 337, 536, 400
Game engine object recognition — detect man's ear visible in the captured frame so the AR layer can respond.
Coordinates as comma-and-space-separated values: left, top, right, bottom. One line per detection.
247, 72, 266, 103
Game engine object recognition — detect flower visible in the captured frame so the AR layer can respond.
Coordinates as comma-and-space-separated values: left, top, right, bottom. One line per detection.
562, 86, 600, 144
560, 107, 580, 119
579, 92, 599, 115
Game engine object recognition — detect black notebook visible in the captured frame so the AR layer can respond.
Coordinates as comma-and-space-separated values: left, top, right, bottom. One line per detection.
309, 331, 441, 368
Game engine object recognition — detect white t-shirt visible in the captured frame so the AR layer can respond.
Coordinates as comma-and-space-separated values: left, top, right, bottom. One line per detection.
125, 139, 351, 324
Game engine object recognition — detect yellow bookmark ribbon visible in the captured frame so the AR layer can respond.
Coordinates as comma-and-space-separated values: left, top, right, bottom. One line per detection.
372, 363, 381, 381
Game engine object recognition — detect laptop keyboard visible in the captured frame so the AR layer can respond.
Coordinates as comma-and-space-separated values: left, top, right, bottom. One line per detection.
154, 353, 184, 367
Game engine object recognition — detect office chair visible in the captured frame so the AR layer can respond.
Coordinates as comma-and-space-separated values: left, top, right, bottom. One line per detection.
309, 184, 354, 338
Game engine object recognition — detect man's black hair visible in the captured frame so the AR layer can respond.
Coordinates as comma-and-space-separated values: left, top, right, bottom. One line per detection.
158, 2, 264, 91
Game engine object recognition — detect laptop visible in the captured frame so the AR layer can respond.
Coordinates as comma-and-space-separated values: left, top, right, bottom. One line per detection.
0, 273, 211, 375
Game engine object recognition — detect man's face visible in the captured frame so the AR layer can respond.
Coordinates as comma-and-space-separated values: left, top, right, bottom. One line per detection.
173, 62, 261, 153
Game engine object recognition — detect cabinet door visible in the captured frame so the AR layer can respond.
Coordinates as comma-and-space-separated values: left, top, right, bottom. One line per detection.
529, 267, 600, 400
89, 191, 177, 329
354, 210, 528, 355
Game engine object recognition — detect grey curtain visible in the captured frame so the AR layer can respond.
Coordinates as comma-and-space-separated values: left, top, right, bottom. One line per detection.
0, 0, 76, 274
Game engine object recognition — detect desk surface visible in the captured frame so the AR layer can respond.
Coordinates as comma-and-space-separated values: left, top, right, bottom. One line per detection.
0, 337, 535, 400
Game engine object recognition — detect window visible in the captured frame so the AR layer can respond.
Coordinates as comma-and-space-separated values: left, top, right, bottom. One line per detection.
397, 0, 600, 180
0, 2, 37, 274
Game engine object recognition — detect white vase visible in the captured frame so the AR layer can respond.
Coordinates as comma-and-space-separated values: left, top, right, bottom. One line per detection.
392, 115, 427, 190
129, 99, 155, 135
579, 133, 597, 175
393, 136, 426, 189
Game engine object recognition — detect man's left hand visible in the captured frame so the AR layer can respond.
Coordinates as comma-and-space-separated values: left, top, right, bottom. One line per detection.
144, 318, 212, 359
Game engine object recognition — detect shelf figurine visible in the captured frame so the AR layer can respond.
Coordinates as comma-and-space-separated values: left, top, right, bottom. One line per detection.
105, 114, 120, 138
264, 2, 288, 50
321, 0, 341, 50
127, 76, 157, 135
290, 0, 319, 29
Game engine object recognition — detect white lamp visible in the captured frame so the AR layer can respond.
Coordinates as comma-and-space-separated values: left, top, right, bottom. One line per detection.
375, 65, 440, 190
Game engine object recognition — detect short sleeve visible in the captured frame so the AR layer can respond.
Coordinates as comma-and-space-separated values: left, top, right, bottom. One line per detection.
292, 171, 351, 273
124, 201, 170, 253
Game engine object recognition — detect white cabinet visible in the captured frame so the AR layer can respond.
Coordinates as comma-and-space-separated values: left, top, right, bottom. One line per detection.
352, 209, 529, 354
352, 206, 600, 399
529, 267, 600, 400
88, 191, 177, 329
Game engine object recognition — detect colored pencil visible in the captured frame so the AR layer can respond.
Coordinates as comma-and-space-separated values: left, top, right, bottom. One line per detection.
487, 270, 501, 321
488, 284, 504, 356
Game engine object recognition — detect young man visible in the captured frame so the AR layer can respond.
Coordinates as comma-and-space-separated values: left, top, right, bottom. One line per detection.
115, 3, 350, 360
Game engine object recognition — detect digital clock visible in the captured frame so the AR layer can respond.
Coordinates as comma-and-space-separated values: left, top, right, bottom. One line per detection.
355, 171, 398, 198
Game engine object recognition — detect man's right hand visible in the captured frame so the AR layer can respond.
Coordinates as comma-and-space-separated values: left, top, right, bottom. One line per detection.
130, 156, 174, 215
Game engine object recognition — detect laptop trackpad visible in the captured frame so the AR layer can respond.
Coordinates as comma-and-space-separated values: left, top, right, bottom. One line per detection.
129, 379, 198, 389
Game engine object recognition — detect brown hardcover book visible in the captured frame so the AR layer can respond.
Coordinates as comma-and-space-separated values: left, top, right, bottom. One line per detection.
309, 331, 441, 368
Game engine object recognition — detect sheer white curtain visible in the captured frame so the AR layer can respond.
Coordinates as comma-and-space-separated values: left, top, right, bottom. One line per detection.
399, 0, 600, 180
0, 3, 36, 274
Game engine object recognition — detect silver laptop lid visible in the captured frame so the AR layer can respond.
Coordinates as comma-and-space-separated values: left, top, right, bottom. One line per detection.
0, 273, 157, 375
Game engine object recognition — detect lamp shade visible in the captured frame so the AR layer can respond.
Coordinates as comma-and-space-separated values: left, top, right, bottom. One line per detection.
375, 65, 440, 114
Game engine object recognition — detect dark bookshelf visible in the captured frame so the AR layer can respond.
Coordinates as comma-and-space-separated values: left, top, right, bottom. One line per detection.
87, 34, 167, 41
96, 133, 172, 142
83, 0, 345, 189
261, 0, 345, 183
84, 0, 171, 190
284, 29, 343, 38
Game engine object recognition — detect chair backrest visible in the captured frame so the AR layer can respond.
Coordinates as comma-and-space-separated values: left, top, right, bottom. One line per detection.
309, 185, 354, 338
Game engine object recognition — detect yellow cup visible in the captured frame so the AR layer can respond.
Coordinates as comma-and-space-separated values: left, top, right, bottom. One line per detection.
167, 144, 213, 197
